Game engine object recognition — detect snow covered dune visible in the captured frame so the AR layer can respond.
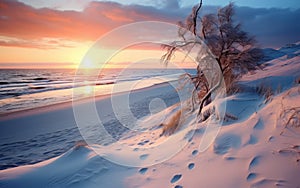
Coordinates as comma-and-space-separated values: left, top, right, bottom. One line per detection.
1, 43, 300, 188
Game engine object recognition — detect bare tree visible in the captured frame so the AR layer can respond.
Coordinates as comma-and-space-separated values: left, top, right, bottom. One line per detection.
162, 1, 263, 117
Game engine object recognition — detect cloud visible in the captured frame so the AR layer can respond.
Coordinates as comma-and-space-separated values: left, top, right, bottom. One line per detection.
0, 36, 77, 49
235, 7, 300, 47
155, 0, 181, 9
18, 0, 92, 11
0, 0, 185, 45
0, 0, 299, 49
164, 0, 180, 9
0, 62, 75, 68
0, 1, 107, 42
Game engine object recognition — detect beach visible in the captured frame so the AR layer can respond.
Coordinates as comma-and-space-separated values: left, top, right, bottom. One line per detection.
0, 79, 182, 170
0, 43, 300, 187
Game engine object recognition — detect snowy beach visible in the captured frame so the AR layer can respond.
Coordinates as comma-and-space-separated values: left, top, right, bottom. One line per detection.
0, 77, 183, 169
0, 43, 300, 187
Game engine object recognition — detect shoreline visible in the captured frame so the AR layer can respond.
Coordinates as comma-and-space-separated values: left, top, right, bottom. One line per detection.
0, 81, 171, 121
0, 79, 180, 171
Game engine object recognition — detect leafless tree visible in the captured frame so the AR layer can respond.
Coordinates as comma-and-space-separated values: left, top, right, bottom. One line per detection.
162, 1, 263, 117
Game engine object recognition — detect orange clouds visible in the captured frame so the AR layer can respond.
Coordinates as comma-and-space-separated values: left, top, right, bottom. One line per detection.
0, 0, 181, 49
0, 0, 186, 67
1, 0, 299, 50
0, 1, 102, 41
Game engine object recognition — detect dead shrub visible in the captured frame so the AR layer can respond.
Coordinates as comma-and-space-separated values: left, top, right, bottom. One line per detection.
161, 110, 182, 136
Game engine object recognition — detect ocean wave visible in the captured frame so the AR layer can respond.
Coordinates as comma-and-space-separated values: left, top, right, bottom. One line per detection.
0, 69, 196, 114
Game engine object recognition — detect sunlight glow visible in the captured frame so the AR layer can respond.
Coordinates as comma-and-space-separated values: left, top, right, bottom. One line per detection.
83, 85, 94, 95
82, 59, 95, 69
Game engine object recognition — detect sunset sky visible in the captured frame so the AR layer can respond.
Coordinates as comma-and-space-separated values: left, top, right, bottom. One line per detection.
0, 0, 299, 69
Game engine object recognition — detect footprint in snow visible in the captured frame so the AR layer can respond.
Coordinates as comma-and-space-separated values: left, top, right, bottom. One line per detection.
139, 168, 148, 175
171, 174, 182, 184
139, 154, 149, 160
247, 173, 257, 182
174, 185, 183, 188
268, 136, 274, 142
249, 156, 261, 170
188, 163, 195, 170
192, 150, 198, 156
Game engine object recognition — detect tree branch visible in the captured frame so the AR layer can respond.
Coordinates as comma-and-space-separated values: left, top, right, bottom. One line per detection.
193, 0, 203, 36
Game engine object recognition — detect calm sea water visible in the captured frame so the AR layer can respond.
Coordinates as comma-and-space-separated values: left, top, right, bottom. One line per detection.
0, 68, 196, 115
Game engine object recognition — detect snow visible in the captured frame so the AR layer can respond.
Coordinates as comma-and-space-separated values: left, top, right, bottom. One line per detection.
1, 43, 300, 187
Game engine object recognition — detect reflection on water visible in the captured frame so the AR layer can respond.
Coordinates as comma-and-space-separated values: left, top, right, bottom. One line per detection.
0, 68, 196, 114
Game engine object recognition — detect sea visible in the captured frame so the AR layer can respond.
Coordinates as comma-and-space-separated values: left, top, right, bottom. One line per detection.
0, 68, 196, 115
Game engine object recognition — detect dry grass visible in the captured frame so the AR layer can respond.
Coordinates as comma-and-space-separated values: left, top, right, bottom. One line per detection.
256, 84, 274, 103
161, 110, 182, 136
224, 113, 238, 121
278, 87, 300, 135
227, 83, 242, 95
280, 107, 300, 129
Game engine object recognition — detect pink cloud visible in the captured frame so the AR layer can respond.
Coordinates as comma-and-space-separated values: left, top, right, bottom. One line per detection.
3, 1, 297, 49
0, 0, 182, 48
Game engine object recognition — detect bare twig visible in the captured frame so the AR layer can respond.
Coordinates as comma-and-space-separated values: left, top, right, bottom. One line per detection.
193, 0, 203, 35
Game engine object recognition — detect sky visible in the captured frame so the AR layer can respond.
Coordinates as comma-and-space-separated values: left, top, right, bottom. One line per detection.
0, 0, 299, 69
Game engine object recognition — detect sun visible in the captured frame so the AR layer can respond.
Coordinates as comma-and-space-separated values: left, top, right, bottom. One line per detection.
81, 59, 96, 69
